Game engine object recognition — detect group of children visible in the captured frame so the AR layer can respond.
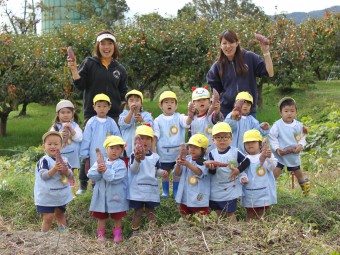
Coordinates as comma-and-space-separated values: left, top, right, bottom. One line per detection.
33, 87, 311, 242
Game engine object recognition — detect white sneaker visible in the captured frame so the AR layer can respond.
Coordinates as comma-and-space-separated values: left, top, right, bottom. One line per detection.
75, 189, 86, 195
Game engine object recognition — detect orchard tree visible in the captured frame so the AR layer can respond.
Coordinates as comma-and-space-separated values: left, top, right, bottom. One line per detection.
303, 12, 340, 80
65, 0, 129, 28
191, 0, 266, 21
0, 32, 67, 136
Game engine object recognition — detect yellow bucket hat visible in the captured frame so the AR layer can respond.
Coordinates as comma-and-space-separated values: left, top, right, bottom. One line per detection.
135, 125, 154, 138
103, 135, 125, 148
235, 91, 253, 104
159, 91, 177, 103
243, 129, 262, 143
187, 134, 209, 149
125, 89, 144, 103
93, 93, 111, 104
212, 122, 232, 136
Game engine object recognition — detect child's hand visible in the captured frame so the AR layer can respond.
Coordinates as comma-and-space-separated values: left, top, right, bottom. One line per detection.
64, 122, 71, 129
97, 163, 107, 173
229, 167, 240, 181
162, 170, 169, 178
176, 158, 188, 167
241, 176, 249, 184
206, 162, 218, 170
187, 102, 195, 119
264, 149, 272, 159
213, 100, 221, 114
231, 110, 241, 120
294, 144, 303, 153
134, 113, 143, 123
261, 122, 270, 130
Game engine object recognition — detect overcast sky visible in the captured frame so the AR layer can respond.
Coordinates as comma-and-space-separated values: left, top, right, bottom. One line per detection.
125, 0, 339, 17
1, 0, 339, 24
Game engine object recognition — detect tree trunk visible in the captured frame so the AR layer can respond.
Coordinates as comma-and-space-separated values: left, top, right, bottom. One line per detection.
257, 81, 264, 110
0, 115, 8, 137
18, 102, 28, 116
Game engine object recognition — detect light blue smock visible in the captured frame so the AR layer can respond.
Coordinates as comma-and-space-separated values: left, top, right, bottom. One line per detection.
87, 158, 128, 213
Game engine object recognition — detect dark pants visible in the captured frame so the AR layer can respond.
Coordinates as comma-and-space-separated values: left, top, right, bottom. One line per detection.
79, 158, 89, 190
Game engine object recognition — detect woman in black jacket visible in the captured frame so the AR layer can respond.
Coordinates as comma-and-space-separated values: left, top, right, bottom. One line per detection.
67, 30, 128, 195
68, 30, 128, 124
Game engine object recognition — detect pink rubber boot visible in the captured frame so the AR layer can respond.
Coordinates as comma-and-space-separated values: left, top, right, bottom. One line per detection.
97, 228, 105, 241
113, 227, 122, 243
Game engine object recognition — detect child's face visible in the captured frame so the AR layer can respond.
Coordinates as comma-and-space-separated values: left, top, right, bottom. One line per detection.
159, 98, 177, 116
93, 101, 111, 118
106, 145, 124, 161
280, 105, 297, 123
127, 95, 142, 109
57, 107, 74, 122
193, 98, 210, 114
42, 135, 62, 157
241, 101, 252, 116
188, 144, 204, 160
244, 141, 261, 155
212, 132, 232, 151
140, 135, 153, 150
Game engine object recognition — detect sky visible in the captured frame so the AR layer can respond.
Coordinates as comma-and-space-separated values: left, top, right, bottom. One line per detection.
1, 0, 339, 24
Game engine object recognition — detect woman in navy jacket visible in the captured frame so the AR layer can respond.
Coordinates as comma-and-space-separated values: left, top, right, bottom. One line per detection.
206, 29, 274, 118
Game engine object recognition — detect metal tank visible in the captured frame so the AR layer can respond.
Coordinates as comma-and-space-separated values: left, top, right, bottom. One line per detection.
41, 0, 82, 32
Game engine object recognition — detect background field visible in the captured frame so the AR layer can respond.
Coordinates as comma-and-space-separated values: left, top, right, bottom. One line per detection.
0, 81, 339, 254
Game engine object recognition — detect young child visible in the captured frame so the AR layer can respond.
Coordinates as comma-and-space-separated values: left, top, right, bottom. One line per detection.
207, 122, 250, 222
78, 93, 121, 195
128, 125, 168, 235
50, 100, 83, 196
241, 129, 277, 221
268, 97, 311, 195
173, 134, 210, 216
34, 131, 73, 232
87, 135, 128, 242
189, 87, 223, 153
153, 91, 191, 199
225, 91, 270, 154
118, 89, 153, 161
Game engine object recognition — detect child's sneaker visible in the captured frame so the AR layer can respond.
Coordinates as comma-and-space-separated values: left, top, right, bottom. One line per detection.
76, 189, 86, 195
299, 179, 311, 196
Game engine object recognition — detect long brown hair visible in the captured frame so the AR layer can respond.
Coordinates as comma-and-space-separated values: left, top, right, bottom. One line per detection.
93, 30, 120, 60
218, 30, 248, 79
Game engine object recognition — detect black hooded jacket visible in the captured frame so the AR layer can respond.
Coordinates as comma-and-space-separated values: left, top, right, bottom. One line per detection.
73, 56, 128, 119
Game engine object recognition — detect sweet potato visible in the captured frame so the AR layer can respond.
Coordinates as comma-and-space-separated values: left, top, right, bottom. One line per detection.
67, 46, 75, 61
61, 125, 70, 147
178, 143, 187, 160
134, 135, 145, 160
55, 149, 68, 176
255, 33, 270, 45
207, 88, 220, 116
203, 160, 228, 168
188, 102, 195, 119
96, 148, 105, 165
259, 137, 268, 166
232, 98, 244, 120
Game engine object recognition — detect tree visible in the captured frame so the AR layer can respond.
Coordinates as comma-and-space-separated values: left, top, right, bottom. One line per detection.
191, 0, 266, 21
66, 0, 129, 28
0, 0, 40, 34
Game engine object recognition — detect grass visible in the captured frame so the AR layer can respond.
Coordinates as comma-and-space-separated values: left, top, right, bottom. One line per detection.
1, 80, 338, 153
0, 80, 340, 253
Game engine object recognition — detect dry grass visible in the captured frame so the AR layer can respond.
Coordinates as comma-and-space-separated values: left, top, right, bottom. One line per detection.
1, 215, 339, 255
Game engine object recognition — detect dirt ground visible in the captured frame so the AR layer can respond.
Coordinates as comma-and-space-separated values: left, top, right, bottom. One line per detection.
1, 215, 339, 255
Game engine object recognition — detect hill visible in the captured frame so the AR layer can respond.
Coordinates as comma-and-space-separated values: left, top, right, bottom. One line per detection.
273, 5, 340, 23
